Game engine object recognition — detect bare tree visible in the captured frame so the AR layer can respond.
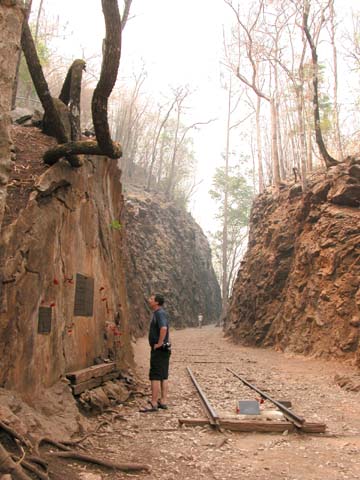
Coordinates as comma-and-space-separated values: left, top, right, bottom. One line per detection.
302, 0, 338, 168
328, 0, 344, 162
147, 97, 177, 190
224, 0, 281, 188
220, 76, 253, 309
271, 1, 309, 189
164, 87, 214, 199
20, 0, 127, 166
121, 0, 133, 31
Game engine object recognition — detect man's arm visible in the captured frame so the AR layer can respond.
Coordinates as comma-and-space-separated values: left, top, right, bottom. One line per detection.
154, 326, 167, 349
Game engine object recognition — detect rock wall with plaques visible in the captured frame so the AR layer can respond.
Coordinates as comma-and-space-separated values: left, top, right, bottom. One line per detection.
0, 127, 133, 398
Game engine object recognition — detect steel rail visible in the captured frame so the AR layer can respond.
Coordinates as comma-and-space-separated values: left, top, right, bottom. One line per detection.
186, 367, 221, 430
227, 368, 305, 428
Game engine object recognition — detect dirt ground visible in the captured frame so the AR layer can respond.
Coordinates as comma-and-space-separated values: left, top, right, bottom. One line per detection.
66, 325, 360, 480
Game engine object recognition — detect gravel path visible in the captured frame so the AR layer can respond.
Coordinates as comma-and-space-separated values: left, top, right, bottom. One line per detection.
83, 325, 360, 480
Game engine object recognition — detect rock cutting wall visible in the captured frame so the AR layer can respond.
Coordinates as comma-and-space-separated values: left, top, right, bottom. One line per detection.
0, 2, 23, 227
0, 144, 133, 398
0, 127, 222, 398
225, 158, 360, 365
124, 187, 222, 334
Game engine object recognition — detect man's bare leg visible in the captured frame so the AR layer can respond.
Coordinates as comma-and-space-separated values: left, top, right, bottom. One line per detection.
151, 380, 160, 407
160, 379, 168, 405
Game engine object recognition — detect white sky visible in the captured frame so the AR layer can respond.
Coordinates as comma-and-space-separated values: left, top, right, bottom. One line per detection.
30, 0, 360, 236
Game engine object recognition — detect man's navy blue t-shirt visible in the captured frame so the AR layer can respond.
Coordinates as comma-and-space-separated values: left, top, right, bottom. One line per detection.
148, 307, 169, 347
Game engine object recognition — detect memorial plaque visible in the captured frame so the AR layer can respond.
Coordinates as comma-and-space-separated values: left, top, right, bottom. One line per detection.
73, 273, 94, 316
38, 307, 52, 334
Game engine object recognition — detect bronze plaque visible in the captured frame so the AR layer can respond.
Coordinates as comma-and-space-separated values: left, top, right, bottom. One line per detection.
73, 273, 94, 316
38, 307, 52, 334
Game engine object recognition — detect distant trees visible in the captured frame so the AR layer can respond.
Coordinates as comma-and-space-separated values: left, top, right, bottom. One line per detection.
210, 163, 253, 304
111, 83, 209, 207
223, 0, 354, 192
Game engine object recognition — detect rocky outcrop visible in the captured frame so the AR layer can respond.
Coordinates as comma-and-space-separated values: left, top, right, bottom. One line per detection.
225, 157, 360, 365
0, 2, 23, 227
0, 126, 221, 402
0, 129, 133, 398
124, 187, 222, 334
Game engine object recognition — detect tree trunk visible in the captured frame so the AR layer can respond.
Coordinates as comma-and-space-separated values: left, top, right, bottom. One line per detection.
0, 1, 23, 231
33, 0, 44, 44
273, 48, 285, 180
306, 121, 313, 172
222, 88, 231, 308
270, 98, 281, 188
43, 140, 121, 165
147, 99, 176, 190
121, 0, 133, 31
157, 135, 165, 186
303, 1, 338, 168
165, 107, 181, 199
21, 19, 68, 144
91, 0, 122, 159
329, 0, 343, 162
59, 59, 86, 141
296, 88, 307, 190
256, 96, 264, 193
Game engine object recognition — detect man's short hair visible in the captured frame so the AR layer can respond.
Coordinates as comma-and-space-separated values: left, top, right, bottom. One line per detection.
154, 293, 165, 306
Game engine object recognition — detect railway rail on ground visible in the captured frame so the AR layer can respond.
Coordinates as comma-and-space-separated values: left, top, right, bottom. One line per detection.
181, 367, 327, 434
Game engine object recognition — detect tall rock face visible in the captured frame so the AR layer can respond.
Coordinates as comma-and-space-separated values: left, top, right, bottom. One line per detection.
225, 158, 360, 365
0, 127, 221, 399
0, 128, 133, 398
124, 187, 222, 334
0, 2, 23, 227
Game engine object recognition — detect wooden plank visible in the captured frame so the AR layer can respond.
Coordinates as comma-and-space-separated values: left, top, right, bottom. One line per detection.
66, 363, 116, 384
178, 418, 326, 434
102, 371, 121, 382
178, 418, 210, 427
72, 377, 102, 395
300, 422, 327, 434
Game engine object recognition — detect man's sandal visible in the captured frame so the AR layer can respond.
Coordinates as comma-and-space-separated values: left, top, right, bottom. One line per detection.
157, 401, 168, 409
139, 401, 158, 413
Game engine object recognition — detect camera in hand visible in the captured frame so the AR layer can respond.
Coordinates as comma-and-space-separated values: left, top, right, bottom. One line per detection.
160, 342, 171, 352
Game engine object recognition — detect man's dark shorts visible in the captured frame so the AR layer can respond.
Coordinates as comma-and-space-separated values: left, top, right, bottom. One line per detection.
149, 348, 171, 381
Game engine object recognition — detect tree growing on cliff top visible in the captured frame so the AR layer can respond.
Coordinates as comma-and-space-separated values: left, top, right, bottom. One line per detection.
20, 0, 133, 166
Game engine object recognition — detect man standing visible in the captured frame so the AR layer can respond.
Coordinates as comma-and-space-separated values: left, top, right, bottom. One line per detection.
140, 293, 171, 412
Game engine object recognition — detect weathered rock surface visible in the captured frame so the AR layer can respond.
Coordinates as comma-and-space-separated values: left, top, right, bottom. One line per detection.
225, 158, 360, 364
124, 186, 222, 333
0, 127, 133, 399
0, 2, 23, 227
0, 126, 221, 407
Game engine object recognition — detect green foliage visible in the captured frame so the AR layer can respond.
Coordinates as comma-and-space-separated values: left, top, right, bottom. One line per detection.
209, 163, 254, 228
303, 61, 334, 135
319, 93, 332, 133
209, 161, 254, 297
109, 219, 122, 230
